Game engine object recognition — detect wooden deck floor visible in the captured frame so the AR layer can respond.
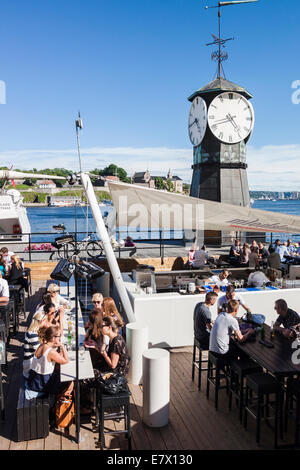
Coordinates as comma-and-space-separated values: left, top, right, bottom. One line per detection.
0, 281, 295, 450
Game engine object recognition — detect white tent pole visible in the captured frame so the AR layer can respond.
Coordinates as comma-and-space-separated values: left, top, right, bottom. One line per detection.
80, 172, 135, 323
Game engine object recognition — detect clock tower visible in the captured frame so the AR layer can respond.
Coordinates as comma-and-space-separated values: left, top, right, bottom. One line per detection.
187, 0, 259, 245
188, 77, 253, 208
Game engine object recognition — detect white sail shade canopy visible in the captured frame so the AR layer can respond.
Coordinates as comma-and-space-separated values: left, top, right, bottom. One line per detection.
108, 181, 300, 234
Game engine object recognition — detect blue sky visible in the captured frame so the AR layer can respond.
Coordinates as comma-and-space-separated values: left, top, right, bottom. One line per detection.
0, 0, 299, 189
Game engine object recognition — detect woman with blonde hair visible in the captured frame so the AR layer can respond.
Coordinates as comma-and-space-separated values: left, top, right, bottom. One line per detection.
23, 311, 47, 378
102, 297, 124, 327
8, 254, 28, 291
26, 326, 73, 399
47, 283, 70, 310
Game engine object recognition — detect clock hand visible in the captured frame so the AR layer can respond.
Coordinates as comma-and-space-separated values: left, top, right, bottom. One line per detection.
227, 114, 242, 137
214, 115, 237, 124
189, 120, 197, 129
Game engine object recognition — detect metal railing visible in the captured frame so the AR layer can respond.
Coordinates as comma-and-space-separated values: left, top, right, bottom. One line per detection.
0, 229, 298, 262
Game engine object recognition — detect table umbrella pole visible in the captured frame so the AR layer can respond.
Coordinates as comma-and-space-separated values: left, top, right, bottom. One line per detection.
75, 271, 80, 443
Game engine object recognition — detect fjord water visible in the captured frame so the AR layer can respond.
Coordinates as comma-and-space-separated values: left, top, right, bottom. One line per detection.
27, 200, 300, 243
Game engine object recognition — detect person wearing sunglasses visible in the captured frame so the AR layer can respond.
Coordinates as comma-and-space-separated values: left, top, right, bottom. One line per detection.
47, 283, 70, 310
26, 325, 73, 400
100, 316, 129, 377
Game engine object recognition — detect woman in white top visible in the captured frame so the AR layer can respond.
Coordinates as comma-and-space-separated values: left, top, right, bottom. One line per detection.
26, 325, 73, 399
23, 311, 47, 378
47, 283, 70, 310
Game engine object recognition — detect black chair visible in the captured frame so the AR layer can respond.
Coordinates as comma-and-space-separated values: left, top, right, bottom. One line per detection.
96, 387, 131, 450
206, 351, 231, 410
23, 267, 32, 297
0, 364, 4, 422
243, 372, 283, 448
228, 358, 263, 422
192, 338, 208, 391
0, 320, 7, 364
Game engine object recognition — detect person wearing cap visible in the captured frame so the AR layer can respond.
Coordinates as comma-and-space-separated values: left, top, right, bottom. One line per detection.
217, 285, 251, 316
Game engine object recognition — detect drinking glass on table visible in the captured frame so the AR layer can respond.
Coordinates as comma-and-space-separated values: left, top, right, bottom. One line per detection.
79, 344, 85, 360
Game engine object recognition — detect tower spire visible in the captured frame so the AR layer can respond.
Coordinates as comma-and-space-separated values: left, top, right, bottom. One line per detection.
205, 0, 258, 79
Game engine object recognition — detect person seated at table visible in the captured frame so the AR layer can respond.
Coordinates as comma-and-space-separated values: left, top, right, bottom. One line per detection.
99, 316, 130, 376
287, 239, 296, 255
0, 254, 7, 278
209, 270, 230, 287
247, 266, 271, 288
187, 247, 196, 268
267, 247, 282, 271
84, 308, 107, 354
193, 245, 209, 268
102, 297, 124, 330
273, 299, 300, 339
124, 236, 135, 247
35, 292, 52, 313
43, 302, 64, 334
23, 311, 47, 378
274, 239, 289, 262
91, 292, 103, 310
47, 283, 70, 310
7, 254, 28, 291
209, 299, 254, 360
217, 285, 251, 317
229, 239, 241, 266
194, 292, 218, 350
239, 243, 251, 267
248, 245, 259, 268
251, 240, 258, 249
25, 326, 73, 401
258, 242, 269, 260
0, 247, 14, 265
0, 271, 9, 302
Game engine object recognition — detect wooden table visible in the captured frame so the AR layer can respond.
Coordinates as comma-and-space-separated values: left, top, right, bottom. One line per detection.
235, 324, 300, 379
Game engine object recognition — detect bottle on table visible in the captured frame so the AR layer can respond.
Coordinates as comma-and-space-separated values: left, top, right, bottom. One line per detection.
270, 321, 275, 340
260, 323, 265, 340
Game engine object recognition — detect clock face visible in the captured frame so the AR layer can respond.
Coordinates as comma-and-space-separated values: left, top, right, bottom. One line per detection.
207, 92, 255, 144
188, 97, 207, 146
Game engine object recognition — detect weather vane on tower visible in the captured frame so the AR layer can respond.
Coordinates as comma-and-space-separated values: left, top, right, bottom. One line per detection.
205, 0, 258, 79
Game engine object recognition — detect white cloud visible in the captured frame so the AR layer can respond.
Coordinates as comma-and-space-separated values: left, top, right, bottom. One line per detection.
0, 146, 193, 182
0, 143, 299, 189
247, 144, 300, 190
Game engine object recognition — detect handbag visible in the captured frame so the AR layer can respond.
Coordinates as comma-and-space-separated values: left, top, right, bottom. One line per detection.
97, 372, 129, 395
55, 392, 75, 428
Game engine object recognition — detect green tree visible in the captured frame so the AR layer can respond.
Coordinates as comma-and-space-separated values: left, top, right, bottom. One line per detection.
165, 179, 174, 192
155, 177, 165, 190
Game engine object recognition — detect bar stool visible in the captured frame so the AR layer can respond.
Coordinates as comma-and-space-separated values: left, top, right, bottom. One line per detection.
283, 377, 300, 447
206, 351, 231, 410
228, 358, 263, 422
192, 338, 208, 391
96, 387, 131, 450
243, 372, 283, 448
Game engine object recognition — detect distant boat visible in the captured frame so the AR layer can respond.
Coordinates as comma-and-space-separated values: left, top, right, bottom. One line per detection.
272, 199, 277, 202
